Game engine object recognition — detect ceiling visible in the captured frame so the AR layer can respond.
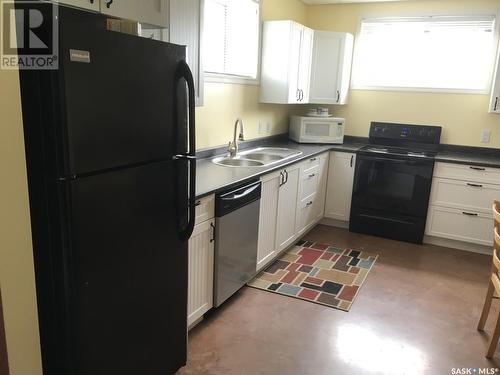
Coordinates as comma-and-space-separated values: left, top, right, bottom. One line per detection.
301, 0, 410, 4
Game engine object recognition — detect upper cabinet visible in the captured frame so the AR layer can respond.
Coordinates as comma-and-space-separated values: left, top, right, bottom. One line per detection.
55, 0, 169, 27
490, 48, 500, 113
101, 0, 169, 27
260, 21, 313, 104
260, 20, 354, 105
169, 0, 204, 106
309, 31, 354, 105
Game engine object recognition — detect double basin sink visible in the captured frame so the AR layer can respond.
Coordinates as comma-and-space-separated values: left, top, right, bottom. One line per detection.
213, 147, 303, 168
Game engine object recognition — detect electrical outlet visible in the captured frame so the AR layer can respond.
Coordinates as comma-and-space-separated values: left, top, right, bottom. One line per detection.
259, 121, 271, 134
481, 129, 491, 143
258, 121, 265, 135
265, 121, 271, 133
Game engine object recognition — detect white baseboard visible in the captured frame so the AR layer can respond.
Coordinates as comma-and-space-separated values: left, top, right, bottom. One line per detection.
319, 217, 349, 229
424, 235, 491, 255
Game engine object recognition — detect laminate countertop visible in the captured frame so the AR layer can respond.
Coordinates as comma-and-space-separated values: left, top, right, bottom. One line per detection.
196, 139, 500, 198
195, 141, 364, 198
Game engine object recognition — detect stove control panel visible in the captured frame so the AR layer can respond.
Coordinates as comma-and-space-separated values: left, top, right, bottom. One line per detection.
370, 122, 442, 144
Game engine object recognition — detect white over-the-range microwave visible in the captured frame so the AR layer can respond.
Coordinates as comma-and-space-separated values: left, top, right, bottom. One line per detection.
289, 116, 345, 144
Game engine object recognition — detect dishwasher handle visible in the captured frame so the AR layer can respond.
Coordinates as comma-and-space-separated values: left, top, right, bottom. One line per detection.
216, 180, 261, 217
221, 184, 260, 201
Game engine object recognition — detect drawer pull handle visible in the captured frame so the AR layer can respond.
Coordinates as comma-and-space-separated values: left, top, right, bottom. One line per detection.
306, 201, 313, 207
210, 222, 216, 243
308, 173, 316, 178
470, 166, 486, 171
195, 200, 202, 207
310, 157, 317, 162
462, 211, 478, 217
466, 183, 483, 188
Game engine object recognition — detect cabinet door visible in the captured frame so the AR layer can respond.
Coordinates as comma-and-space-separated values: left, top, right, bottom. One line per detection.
170, 0, 204, 106
54, 0, 100, 11
276, 165, 300, 251
101, 0, 169, 27
313, 153, 329, 220
287, 22, 303, 103
188, 219, 214, 327
490, 49, 500, 113
309, 32, 353, 105
325, 152, 356, 221
297, 27, 314, 103
257, 172, 281, 271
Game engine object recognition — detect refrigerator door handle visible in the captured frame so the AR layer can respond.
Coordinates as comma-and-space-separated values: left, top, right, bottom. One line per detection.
175, 60, 197, 241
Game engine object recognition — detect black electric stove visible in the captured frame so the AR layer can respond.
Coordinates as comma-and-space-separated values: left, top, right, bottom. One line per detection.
350, 122, 442, 244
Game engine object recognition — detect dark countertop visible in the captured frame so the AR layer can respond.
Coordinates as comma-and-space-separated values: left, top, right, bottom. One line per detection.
196, 140, 364, 198
435, 149, 500, 169
196, 137, 500, 198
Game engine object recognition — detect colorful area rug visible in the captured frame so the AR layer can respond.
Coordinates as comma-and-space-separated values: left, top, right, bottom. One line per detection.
248, 240, 378, 311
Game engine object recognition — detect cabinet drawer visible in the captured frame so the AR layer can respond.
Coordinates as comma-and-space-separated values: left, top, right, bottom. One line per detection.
300, 165, 319, 199
430, 177, 500, 214
195, 194, 215, 226
426, 205, 493, 246
302, 155, 321, 171
434, 162, 500, 185
297, 194, 317, 234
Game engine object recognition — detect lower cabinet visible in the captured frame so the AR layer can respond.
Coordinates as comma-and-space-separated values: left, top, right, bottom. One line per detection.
257, 171, 281, 271
257, 152, 329, 271
325, 151, 356, 222
276, 164, 301, 251
187, 216, 214, 327
296, 153, 329, 236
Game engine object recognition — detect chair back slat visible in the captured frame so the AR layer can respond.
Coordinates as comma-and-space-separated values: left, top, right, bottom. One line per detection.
494, 228, 500, 272
494, 200, 500, 229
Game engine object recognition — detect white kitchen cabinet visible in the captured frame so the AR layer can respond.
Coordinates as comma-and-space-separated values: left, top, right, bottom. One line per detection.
257, 171, 281, 271
309, 31, 354, 105
325, 152, 356, 222
169, 0, 204, 106
54, 0, 100, 11
187, 218, 214, 327
276, 164, 301, 251
101, 0, 169, 27
426, 206, 493, 246
490, 47, 500, 113
296, 153, 329, 235
260, 20, 354, 105
260, 20, 313, 104
425, 162, 499, 248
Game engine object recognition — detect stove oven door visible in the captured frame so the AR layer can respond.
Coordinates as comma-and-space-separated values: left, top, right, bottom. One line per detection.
350, 154, 435, 244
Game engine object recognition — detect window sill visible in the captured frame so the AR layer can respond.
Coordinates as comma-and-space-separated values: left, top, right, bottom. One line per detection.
351, 85, 490, 95
204, 72, 259, 86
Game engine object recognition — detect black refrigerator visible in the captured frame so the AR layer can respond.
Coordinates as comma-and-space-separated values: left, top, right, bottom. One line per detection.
18, 4, 196, 375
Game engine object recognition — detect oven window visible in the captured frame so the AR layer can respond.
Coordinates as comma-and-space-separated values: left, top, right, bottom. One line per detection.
304, 123, 330, 137
352, 156, 433, 217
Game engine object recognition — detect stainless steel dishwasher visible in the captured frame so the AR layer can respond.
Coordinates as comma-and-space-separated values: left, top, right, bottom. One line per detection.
214, 180, 261, 307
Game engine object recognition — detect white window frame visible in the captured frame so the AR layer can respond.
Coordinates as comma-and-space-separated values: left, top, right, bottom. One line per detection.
350, 11, 500, 95
203, 0, 262, 85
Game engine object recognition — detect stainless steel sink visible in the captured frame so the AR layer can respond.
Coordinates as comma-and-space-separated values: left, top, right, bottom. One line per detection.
214, 157, 264, 167
212, 147, 302, 168
240, 153, 283, 163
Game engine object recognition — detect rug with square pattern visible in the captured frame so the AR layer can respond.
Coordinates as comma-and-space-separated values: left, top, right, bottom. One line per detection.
247, 240, 378, 311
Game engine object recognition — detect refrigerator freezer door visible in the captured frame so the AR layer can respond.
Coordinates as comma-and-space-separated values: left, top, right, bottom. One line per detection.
67, 160, 187, 374
58, 7, 185, 175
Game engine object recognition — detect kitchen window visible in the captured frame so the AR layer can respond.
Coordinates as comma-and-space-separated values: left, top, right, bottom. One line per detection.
203, 0, 260, 84
351, 15, 497, 93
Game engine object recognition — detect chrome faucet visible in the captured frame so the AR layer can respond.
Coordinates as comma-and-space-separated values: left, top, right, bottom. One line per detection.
228, 118, 245, 158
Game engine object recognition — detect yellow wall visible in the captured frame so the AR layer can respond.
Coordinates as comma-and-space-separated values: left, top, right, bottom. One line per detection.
306, 0, 500, 147
195, 0, 308, 149
0, 69, 43, 375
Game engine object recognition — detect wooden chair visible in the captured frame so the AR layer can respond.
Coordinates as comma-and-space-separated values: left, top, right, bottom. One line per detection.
477, 200, 500, 358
